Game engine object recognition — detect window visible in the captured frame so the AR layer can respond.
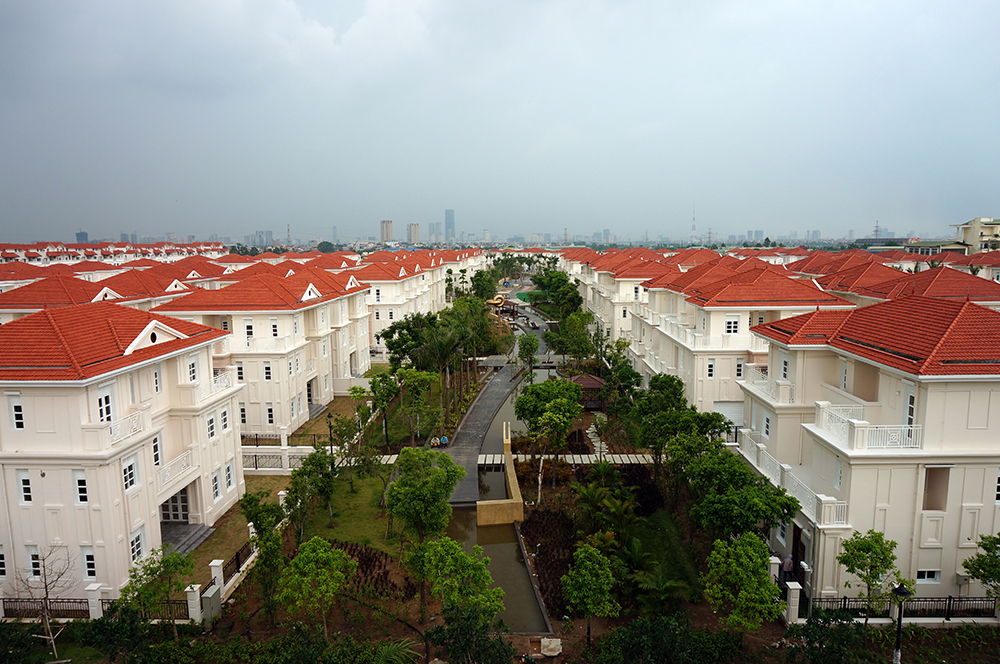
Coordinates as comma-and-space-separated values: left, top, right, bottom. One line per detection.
764, 416, 771, 438
320, 308, 326, 324
221, 409, 229, 430
725, 315, 739, 334
776, 521, 787, 546
295, 354, 300, 373
82, 546, 96, 579
244, 318, 254, 338
220, 317, 229, 331
270, 318, 278, 337
28, 546, 40, 578
298, 393, 303, 414
906, 393, 916, 427
288, 360, 292, 376
74, 470, 88, 504
207, 415, 216, 439
375, 288, 381, 303
17, 469, 31, 504
388, 310, 394, 320
923, 467, 949, 511
781, 359, 789, 380
916, 570, 941, 583
264, 362, 271, 380
239, 403, 247, 425
187, 357, 197, 383
834, 458, 842, 491
324, 375, 329, 391
154, 367, 161, 393
266, 403, 274, 425
97, 390, 112, 423
123, 455, 137, 491
707, 360, 715, 379
152, 437, 161, 466
758, 315, 764, 325
212, 472, 220, 501
375, 310, 380, 320
840, 360, 848, 391
294, 316, 300, 335
291, 402, 296, 420
0, 545, 5, 578
8, 395, 23, 430
634, 285, 640, 301
736, 361, 744, 379
322, 341, 327, 357
236, 362, 244, 381
622, 307, 627, 319
226, 462, 234, 489
130, 530, 143, 563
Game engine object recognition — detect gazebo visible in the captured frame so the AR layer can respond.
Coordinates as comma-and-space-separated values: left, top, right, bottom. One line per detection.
569, 373, 606, 411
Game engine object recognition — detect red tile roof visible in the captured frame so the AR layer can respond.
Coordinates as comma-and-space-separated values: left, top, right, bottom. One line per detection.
152, 273, 359, 313
684, 268, 854, 309
816, 262, 905, 293
0, 301, 227, 381
854, 266, 1000, 303
753, 296, 1000, 376
0, 276, 105, 309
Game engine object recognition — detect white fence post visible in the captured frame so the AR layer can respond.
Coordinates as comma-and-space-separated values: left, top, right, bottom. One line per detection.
248, 522, 257, 551
185, 584, 202, 624
210, 559, 225, 589
86, 582, 104, 619
785, 581, 802, 625
769, 556, 780, 582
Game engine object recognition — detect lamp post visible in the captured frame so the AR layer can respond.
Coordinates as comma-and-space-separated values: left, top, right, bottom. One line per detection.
326, 412, 334, 456
892, 582, 913, 664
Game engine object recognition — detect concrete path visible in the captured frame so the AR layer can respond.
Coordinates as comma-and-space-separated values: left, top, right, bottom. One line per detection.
446, 363, 522, 505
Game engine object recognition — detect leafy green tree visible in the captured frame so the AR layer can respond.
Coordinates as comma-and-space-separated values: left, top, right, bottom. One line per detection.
692, 475, 799, 541
420, 537, 505, 619
239, 490, 287, 627
397, 367, 436, 446
702, 532, 784, 631
517, 332, 540, 382
368, 372, 400, 445
78, 602, 147, 663
836, 529, 908, 627
540, 396, 583, 489
416, 324, 459, 426
376, 311, 439, 371
470, 268, 498, 300
514, 378, 583, 457
386, 447, 466, 546
0, 621, 45, 664
283, 470, 315, 545
278, 536, 358, 641
119, 546, 194, 642
428, 604, 517, 664
963, 534, 1000, 598
595, 614, 695, 664
562, 544, 621, 647
317, 241, 334, 253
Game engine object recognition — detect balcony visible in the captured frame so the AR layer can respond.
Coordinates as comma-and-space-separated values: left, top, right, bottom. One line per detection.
658, 318, 771, 352
631, 302, 652, 321
158, 448, 195, 490
198, 369, 234, 401
304, 358, 316, 374
242, 336, 290, 353
211, 338, 230, 356
81, 408, 148, 449
740, 363, 796, 403
110, 410, 145, 444
735, 428, 848, 526
813, 401, 922, 451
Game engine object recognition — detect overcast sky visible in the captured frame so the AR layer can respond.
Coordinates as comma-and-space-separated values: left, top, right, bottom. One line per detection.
2, 1, 998, 245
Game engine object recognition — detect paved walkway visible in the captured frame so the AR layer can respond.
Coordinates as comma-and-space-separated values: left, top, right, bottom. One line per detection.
446, 363, 522, 505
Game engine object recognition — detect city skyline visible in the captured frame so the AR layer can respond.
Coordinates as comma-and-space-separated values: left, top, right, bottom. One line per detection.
2, 2, 999, 243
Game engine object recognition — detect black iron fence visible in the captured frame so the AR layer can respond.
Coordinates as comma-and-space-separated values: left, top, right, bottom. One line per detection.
240, 433, 282, 446
98, 598, 189, 621
812, 596, 892, 619
223, 540, 255, 585
242, 452, 283, 469
3, 598, 89, 619
904, 596, 996, 619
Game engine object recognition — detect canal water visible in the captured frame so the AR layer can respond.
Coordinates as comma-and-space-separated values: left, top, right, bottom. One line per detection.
446, 506, 548, 633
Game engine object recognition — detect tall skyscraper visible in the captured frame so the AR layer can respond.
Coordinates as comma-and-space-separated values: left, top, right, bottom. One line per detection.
445, 210, 455, 243
407, 223, 419, 244
332, 226, 338, 243
380, 219, 394, 244
76, 231, 88, 243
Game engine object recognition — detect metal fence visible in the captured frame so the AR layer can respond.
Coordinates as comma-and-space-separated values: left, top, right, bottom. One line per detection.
243, 452, 283, 469
812, 596, 891, 619
240, 433, 282, 447
223, 540, 255, 584
904, 596, 996, 619
288, 434, 323, 447
99, 598, 190, 621
2, 598, 89, 619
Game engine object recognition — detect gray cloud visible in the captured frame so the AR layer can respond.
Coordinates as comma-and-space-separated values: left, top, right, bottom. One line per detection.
2, 0, 999, 244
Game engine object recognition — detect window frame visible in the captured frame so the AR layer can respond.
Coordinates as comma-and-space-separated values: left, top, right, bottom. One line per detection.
17, 469, 31, 504
9, 395, 24, 430
152, 436, 161, 466
74, 469, 88, 504
122, 454, 138, 492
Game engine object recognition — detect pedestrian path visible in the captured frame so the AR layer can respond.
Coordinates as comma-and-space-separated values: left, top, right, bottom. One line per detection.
510, 453, 652, 465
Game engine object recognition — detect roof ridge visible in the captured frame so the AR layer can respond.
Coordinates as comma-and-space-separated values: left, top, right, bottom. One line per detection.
922, 299, 972, 370
43, 309, 83, 376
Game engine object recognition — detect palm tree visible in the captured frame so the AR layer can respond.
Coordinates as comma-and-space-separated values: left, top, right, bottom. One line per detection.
633, 563, 689, 617
416, 325, 459, 427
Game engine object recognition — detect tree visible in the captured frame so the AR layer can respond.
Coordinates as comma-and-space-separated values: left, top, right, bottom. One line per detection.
298, 448, 338, 526
470, 268, 498, 300
692, 476, 799, 541
428, 604, 517, 664
317, 241, 335, 253
561, 544, 621, 647
377, 311, 439, 372
386, 448, 466, 547
539, 396, 583, 489
424, 537, 505, 617
119, 546, 194, 642
963, 534, 1000, 598
785, 609, 866, 664
278, 536, 358, 641
517, 333, 539, 383
368, 372, 400, 445
240, 490, 287, 627
416, 324, 459, 427
702, 533, 784, 631
14, 545, 77, 658
282, 470, 315, 545
397, 367, 437, 446
836, 529, 908, 627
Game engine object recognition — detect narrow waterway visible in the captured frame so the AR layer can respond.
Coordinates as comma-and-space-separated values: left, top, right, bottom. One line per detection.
446, 506, 548, 633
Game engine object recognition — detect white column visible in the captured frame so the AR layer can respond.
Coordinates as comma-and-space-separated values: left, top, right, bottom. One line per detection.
185, 584, 202, 623
769, 556, 780, 582
248, 522, 257, 551
785, 581, 802, 625
210, 559, 225, 589
86, 582, 104, 620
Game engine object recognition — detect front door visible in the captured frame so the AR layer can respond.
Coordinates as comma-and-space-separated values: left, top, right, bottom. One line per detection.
160, 487, 189, 523
307, 381, 314, 405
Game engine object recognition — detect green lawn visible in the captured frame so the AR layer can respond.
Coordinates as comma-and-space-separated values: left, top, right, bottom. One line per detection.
301, 475, 400, 558
632, 510, 701, 591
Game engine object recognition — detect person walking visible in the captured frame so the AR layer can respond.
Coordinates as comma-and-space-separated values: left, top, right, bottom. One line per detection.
782, 553, 794, 583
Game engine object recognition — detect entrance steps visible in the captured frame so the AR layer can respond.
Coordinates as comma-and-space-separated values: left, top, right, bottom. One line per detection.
162, 523, 215, 555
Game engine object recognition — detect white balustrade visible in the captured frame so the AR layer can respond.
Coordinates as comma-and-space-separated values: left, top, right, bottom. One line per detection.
785, 472, 818, 521
109, 411, 144, 444
866, 425, 922, 449
304, 359, 316, 373
160, 449, 193, 486
198, 369, 233, 400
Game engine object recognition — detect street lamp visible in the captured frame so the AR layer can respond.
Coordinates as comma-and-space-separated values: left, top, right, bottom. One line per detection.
326, 412, 334, 456
892, 582, 913, 664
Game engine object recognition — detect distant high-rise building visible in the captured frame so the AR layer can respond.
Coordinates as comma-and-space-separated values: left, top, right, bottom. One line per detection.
332, 226, 337, 243
483, 229, 490, 242
753, 230, 764, 242
445, 210, 455, 243
120, 232, 129, 242
130, 233, 137, 244
76, 231, 88, 243
380, 219, 394, 244
848, 230, 855, 241
603, 229, 610, 243
407, 223, 419, 244
747, 230, 754, 241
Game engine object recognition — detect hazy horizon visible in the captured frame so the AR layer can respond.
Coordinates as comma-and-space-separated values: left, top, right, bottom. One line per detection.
2, 1, 998, 244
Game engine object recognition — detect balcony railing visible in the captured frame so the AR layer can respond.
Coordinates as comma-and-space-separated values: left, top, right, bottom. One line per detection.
159, 449, 193, 487
814, 402, 922, 450
742, 364, 796, 403
243, 336, 289, 352
110, 411, 144, 444
304, 358, 316, 374
212, 338, 230, 356
659, 318, 770, 351
735, 428, 848, 526
198, 369, 233, 400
